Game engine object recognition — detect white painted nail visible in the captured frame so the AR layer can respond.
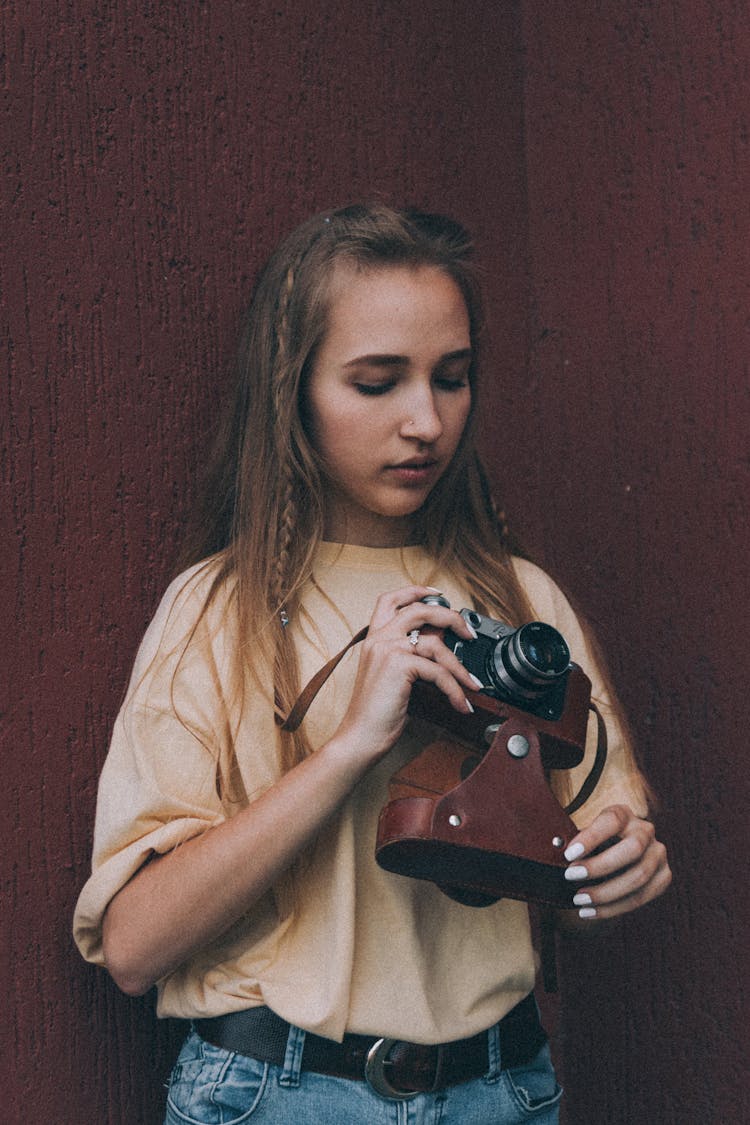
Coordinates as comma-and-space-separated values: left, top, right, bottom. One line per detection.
564, 865, 589, 881
578, 907, 597, 919
468, 673, 484, 689
464, 698, 475, 713
465, 621, 478, 639
564, 842, 585, 862
573, 892, 592, 906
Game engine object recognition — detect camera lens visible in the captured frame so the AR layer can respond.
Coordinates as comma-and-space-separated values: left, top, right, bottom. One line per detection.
491, 622, 570, 701
517, 623, 570, 676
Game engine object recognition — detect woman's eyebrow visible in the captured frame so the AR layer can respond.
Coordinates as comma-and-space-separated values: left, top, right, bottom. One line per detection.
343, 348, 472, 369
343, 353, 407, 369
436, 348, 473, 365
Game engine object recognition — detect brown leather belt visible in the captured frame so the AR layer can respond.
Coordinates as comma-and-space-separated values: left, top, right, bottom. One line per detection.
194, 993, 546, 1100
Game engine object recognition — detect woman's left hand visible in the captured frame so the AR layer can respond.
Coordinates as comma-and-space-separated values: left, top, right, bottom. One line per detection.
562, 804, 671, 921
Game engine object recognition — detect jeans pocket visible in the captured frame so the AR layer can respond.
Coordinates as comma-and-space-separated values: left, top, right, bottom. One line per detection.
165, 1031, 269, 1125
501, 1042, 563, 1116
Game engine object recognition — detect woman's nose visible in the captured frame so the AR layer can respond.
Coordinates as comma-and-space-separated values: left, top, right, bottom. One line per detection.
400, 391, 443, 443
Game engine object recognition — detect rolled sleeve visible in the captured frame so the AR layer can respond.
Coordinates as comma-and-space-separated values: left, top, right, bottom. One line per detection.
73, 564, 229, 964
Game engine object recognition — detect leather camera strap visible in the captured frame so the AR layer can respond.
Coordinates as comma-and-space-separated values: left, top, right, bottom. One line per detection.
276, 626, 369, 732
564, 701, 607, 815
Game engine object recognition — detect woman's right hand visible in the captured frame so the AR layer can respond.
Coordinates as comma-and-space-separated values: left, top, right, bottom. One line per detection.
333, 585, 481, 766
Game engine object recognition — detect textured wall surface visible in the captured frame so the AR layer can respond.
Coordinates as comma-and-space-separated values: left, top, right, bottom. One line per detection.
2, 3, 527, 1122
518, 4, 750, 1124
3, 1, 748, 1122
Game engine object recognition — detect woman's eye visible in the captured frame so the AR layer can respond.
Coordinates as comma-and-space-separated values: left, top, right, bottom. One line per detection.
435, 377, 469, 392
354, 382, 395, 396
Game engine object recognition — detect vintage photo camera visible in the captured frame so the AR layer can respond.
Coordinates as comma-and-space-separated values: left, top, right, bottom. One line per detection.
375, 599, 599, 911
423, 595, 572, 721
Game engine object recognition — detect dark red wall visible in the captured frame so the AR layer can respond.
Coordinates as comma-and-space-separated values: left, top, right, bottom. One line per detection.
3, 2, 748, 1122
514, 4, 750, 1124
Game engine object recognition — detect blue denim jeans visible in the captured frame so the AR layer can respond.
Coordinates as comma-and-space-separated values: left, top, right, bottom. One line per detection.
164, 1021, 562, 1125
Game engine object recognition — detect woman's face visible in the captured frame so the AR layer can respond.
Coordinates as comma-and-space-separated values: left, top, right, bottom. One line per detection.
305, 263, 472, 547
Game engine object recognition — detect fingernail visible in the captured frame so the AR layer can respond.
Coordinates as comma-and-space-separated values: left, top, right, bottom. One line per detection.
464, 697, 475, 713
468, 673, 484, 689
564, 865, 589, 881
425, 587, 443, 593
578, 907, 597, 919
573, 892, 592, 906
564, 842, 585, 862
465, 621, 478, 639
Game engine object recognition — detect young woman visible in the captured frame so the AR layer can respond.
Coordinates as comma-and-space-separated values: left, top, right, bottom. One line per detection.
74, 205, 670, 1124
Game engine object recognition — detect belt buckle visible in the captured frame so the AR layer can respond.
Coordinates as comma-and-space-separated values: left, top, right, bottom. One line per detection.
365, 1038, 420, 1101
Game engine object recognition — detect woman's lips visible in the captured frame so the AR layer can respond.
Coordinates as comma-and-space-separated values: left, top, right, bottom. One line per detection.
384, 459, 439, 484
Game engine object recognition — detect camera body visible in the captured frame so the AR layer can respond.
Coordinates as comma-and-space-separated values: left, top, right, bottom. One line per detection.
424, 595, 572, 721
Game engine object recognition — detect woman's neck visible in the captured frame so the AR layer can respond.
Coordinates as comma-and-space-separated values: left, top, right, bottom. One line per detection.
322, 506, 419, 548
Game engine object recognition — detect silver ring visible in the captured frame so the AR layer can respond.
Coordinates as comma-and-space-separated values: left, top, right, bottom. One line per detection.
407, 628, 420, 648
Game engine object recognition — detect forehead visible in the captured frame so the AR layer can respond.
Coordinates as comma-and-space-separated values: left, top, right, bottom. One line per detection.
321, 262, 470, 354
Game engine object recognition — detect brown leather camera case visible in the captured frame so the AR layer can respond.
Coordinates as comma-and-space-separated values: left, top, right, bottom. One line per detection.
375, 670, 594, 909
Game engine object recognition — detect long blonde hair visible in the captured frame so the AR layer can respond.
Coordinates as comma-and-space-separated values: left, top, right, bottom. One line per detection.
177, 204, 560, 774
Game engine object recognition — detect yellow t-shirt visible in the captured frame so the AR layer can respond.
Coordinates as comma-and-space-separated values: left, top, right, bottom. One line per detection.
73, 544, 647, 1042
